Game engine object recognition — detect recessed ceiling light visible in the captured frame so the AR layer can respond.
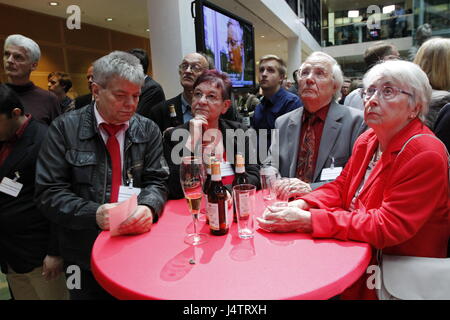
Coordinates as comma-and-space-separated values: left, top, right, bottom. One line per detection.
49, 1, 59, 6
261, 35, 265, 38
106, 18, 113, 22
146, 29, 150, 32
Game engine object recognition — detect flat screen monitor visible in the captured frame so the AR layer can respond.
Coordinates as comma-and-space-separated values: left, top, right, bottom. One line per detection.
194, 0, 256, 88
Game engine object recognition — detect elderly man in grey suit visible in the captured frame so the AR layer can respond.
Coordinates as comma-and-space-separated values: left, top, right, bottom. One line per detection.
267, 52, 365, 194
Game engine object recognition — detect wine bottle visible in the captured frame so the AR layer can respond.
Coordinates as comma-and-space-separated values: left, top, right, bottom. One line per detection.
207, 159, 229, 235
232, 153, 249, 222
168, 104, 182, 127
241, 104, 250, 127
202, 155, 214, 225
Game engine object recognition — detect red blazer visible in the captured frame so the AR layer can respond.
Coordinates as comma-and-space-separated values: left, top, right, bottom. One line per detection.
302, 119, 449, 299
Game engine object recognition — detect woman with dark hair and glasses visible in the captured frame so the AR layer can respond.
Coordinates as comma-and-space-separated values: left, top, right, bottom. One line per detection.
258, 60, 449, 299
163, 69, 260, 199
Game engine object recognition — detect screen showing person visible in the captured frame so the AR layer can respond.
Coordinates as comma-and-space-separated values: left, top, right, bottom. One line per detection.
202, 5, 254, 88
227, 20, 243, 74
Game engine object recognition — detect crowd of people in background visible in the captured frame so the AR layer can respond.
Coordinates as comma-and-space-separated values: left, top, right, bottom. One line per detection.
0, 28, 449, 301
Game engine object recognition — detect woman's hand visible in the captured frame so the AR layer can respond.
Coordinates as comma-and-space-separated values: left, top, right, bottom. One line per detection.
257, 205, 313, 233
273, 178, 312, 201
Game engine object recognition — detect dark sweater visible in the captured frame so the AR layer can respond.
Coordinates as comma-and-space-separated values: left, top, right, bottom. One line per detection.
6, 82, 61, 125
0, 118, 58, 274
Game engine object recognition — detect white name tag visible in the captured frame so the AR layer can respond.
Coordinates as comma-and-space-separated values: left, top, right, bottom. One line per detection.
320, 167, 343, 181
0, 177, 23, 197
118, 185, 141, 203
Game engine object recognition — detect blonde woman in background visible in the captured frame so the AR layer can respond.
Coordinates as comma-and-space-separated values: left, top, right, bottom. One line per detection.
413, 37, 450, 128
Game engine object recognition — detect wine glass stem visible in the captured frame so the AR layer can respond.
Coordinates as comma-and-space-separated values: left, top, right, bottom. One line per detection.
192, 212, 198, 235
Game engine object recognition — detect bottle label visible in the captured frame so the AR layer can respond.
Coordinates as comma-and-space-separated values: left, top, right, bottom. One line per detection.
207, 202, 220, 231
242, 117, 250, 126
235, 166, 245, 174
207, 201, 229, 231
238, 193, 250, 219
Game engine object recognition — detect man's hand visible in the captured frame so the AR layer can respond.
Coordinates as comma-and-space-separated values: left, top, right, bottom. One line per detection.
273, 178, 312, 201
96, 203, 118, 230
117, 205, 153, 235
256, 206, 313, 233
42, 255, 64, 281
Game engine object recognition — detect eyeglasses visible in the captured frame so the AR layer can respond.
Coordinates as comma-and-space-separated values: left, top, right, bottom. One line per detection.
362, 85, 413, 101
298, 68, 330, 80
192, 91, 221, 103
179, 63, 204, 73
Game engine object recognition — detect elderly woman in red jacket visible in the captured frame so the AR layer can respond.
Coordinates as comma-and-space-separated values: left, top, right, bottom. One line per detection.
258, 60, 449, 299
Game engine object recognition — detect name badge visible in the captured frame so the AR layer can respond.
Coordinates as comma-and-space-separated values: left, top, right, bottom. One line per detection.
0, 177, 23, 197
320, 167, 343, 181
118, 185, 141, 203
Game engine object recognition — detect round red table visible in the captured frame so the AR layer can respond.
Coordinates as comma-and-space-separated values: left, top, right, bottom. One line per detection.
91, 193, 371, 300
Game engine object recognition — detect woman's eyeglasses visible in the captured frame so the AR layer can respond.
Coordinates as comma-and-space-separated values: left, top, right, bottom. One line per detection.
362, 85, 413, 101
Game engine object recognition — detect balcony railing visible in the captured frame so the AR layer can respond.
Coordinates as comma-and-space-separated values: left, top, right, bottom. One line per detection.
322, 13, 414, 47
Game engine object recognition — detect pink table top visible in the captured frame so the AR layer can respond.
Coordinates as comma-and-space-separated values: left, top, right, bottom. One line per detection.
91, 193, 371, 300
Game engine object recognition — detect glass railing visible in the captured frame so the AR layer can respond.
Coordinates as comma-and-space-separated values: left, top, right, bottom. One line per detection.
321, 13, 414, 47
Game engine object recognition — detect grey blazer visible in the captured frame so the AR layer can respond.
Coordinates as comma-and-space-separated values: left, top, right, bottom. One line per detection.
267, 101, 366, 183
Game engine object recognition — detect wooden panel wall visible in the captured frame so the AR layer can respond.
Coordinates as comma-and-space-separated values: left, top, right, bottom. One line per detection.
0, 3, 152, 97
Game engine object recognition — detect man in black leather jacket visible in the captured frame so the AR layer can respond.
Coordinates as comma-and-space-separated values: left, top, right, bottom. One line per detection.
35, 51, 169, 300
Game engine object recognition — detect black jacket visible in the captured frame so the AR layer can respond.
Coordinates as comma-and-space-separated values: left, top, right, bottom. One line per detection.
35, 104, 169, 270
163, 118, 261, 199
148, 94, 184, 133
149, 93, 242, 134
0, 118, 58, 274
74, 93, 92, 110
136, 76, 166, 117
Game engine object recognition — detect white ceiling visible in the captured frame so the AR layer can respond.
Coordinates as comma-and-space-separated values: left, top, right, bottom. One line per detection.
0, 0, 283, 41
0, 0, 150, 37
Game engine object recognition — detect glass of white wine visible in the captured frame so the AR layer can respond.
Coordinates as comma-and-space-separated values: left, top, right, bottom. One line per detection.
180, 156, 208, 245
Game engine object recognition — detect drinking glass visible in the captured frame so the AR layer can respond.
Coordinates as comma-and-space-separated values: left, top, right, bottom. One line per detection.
260, 165, 278, 207
232, 184, 256, 239
260, 165, 288, 210
180, 156, 208, 245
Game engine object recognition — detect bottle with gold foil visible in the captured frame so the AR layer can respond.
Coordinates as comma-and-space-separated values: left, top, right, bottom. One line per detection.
168, 104, 182, 127
207, 159, 229, 235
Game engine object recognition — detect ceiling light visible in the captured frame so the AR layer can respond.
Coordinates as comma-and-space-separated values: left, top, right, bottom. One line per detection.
49, 1, 59, 6
106, 18, 113, 22
260, 35, 265, 38
146, 29, 150, 32
348, 10, 359, 18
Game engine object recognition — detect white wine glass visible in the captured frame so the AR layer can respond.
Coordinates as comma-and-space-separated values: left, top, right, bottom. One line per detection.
180, 156, 208, 245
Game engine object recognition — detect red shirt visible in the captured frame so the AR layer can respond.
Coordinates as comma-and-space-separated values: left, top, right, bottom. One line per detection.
296, 104, 330, 180
0, 114, 32, 166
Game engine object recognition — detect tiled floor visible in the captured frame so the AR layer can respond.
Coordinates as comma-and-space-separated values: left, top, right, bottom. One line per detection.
0, 272, 11, 300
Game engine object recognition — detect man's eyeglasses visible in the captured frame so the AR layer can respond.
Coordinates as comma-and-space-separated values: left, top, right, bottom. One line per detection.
298, 68, 330, 80
179, 63, 204, 73
362, 85, 413, 101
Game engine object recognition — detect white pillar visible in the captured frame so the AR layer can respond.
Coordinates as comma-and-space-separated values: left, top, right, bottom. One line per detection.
287, 37, 301, 79
147, 0, 197, 98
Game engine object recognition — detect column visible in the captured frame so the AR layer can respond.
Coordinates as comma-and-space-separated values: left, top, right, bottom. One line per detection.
147, 0, 197, 98
287, 37, 302, 79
